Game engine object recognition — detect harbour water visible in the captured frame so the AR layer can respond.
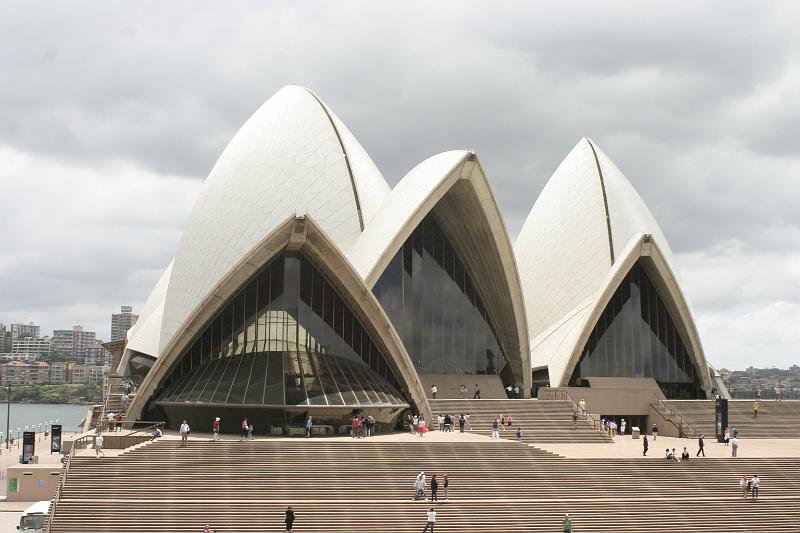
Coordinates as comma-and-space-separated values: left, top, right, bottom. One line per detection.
0, 403, 90, 438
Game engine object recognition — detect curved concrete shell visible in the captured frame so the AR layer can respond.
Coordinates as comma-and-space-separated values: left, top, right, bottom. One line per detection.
158, 85, 390, 357
117, 260, 173, 375
516, 139, 711, 396
128, 216, 431, 426
349, 151, 530, 393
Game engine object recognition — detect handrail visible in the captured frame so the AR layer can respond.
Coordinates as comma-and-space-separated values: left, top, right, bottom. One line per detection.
650, 399, 700, 438
43, 434, 92, 533
539, 388, 600, 430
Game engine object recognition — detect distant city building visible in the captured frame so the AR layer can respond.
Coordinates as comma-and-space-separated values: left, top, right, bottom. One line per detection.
52, 325, 97, 360
10, 322, 40, 339
110, 305, 139, 342
0, 324, 11, 353
49, 361, 75, 384
84, 340, 112, 366
10, 335, 52, 356
0, 361, 50, 385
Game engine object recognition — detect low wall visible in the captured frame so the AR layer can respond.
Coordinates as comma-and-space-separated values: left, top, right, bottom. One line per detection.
418, 374, 507, 399
6, 465, 61, 502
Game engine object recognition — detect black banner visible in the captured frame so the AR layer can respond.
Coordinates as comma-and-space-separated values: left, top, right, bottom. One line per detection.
51, 424, 62, 453
22, 431, 35, 464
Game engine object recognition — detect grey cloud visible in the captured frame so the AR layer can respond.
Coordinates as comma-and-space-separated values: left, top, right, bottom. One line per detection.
0, 1, 798, 366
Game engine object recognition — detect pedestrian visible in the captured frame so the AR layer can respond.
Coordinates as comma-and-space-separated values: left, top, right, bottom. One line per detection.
578, 398, 586, 417
305, 416, 313, 438
151, 426, 162, 441
418, 416, 427, 436
572, 410, 578, 429
506, 415, 513, 428
620, 418, 627, 435
506, 384, 513, 398
696, 434, 705, 457
473, 384, 481, 399
500, 415, 506, 430
422, 508, 436, 533
121, 392, 130, 410
681, 447, 690, 461
412, 415, 419, 435
732, 426, 738, 438
116, 413, 124, 432
459, 384, 467, 399
740, 475, 748, 499
516, 426, 523, 443
240, 418, 249, 441
180, 420, 190, 447
430, 475, 438, 502
724, 427, 731, 446
212, 417, 220, 441
465, 413, 471, 430
491, 418, 500, 440
752, 401, 759, 418
413, 472, 426, 500
750, 475, 760, 501
651, 423, 658, 440
431, 384, 438, 399
562, 513, 573, 533
731, 436, 739, 457
642, 434, 648, 456
367, 415, 375, 437
443, 473, 449, 502
106, 411, 116, 432
285, 506, 295, 532
513, 385, 520, 399
459, 414, 465, 433
94, 432, 105, 457
247, 423, 254, 439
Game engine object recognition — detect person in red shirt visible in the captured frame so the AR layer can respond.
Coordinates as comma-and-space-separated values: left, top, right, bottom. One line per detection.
571, 411, 578, 429
212, 417, 220, 441
351, 416, 361, 438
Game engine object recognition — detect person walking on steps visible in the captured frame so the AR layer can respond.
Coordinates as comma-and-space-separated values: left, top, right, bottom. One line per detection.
562, 513, 573, 533
731, 436, 739, 457
578, 398, 587, 418
697, 434, 706, 457
284, 506, 295, 532
516, 426, 523, 443
305, 416, 313, 438
422, 508, 436, 532
642, 433, 649, 456
180, 420, 190, 447
473, 384, 481, 399
94, 431, 105, 457
443, 474, 449, 502
740, 475, 748, 499
750, 474, 760, 502
430, 475, 439, 502
240, 418, 249, 441
212, 417, 220, 441
752, 401, 759, 418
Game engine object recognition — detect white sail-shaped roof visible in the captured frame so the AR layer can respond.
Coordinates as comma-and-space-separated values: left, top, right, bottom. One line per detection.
516, 138, 710, 391
158, 85, 390, 355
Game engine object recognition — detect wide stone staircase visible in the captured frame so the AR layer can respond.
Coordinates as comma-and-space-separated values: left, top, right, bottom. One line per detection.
430, 398, 611, 442
664, 400, 800, 439
46, 437, 800, 532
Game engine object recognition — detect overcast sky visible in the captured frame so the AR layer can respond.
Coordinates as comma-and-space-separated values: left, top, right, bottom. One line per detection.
0, 1, 798, 370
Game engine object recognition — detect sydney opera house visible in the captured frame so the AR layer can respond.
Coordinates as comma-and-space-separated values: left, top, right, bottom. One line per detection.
121, 85, 726, 432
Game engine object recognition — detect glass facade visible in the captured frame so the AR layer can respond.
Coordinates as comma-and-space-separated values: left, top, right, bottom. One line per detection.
568, 262, 706, 399
154, 252, 408, 410
373, 213, 508, 376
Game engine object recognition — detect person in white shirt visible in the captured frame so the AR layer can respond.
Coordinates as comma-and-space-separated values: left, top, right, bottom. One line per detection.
620, 419, 627, 435
731, 436, 739, 457
106, 412, 116, 431
739, 475, 748, 499
179, 421, 190, 447
94, 433, 104, 457
750, 474, 760, 501
431, 385, 437, 399
422, 508, 436, 532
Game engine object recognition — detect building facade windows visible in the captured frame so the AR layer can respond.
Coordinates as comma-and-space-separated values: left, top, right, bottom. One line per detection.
568, 262, 706, 399
373, 213, 508, 377
154, 251, 408, 413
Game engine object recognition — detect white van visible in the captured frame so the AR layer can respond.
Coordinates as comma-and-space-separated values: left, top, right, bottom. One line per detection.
18, 501, 50, 532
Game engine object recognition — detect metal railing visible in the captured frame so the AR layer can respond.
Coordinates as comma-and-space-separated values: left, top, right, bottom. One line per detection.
650, 399, 700, 438
538, 388, 600, 430
44, 433, 93, 533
